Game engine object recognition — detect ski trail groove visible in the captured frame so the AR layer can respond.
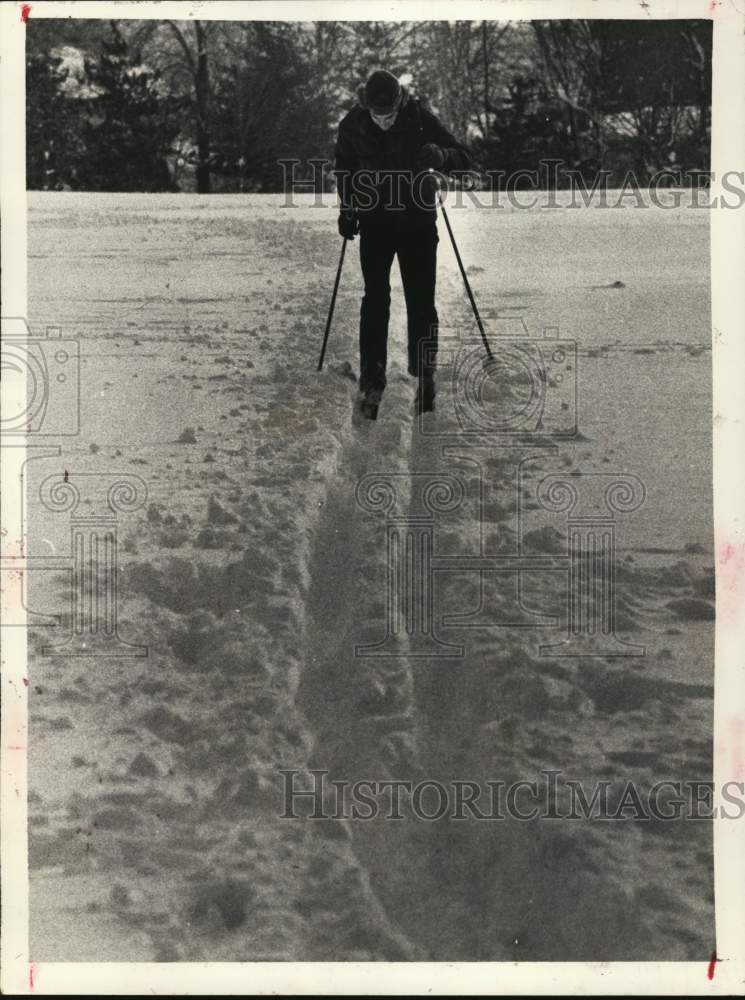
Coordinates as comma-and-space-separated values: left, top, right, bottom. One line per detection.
297, 375, 423, 960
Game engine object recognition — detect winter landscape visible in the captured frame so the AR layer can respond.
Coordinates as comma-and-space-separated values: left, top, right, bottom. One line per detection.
25, 189, 715, 961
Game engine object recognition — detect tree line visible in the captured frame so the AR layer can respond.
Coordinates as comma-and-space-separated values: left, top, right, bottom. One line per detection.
26, 18, 712, 193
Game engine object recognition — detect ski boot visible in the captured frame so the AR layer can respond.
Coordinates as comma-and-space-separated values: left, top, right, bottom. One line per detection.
354, 385, 384, 423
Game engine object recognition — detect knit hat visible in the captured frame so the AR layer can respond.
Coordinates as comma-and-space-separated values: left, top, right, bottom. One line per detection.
363, 70, 402, 114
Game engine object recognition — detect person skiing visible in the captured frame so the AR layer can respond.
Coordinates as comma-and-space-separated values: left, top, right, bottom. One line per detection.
334, 69, 471, 419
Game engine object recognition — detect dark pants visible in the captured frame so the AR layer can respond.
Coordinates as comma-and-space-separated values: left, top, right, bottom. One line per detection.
358, 225, 439, 393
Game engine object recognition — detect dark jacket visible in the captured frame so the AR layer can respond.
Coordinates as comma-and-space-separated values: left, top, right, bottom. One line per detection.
334, 90, 471, 231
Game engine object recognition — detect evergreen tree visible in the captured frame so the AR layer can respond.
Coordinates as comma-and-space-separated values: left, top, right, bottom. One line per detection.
78, 23, 180, 192
26, 50, 80, 189
473, 75, 583, 179
25, 17, 713, 193
209, 22, 335, 191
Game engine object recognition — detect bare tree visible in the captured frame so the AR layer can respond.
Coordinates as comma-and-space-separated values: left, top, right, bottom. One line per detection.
532, 20, 607, 166
415, 21, 517, 140
678, 23, 711, 158
162, 20, 212, 193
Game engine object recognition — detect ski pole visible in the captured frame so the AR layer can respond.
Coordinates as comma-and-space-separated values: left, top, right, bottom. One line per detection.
317, 237, 348, 372
431, 172, 493, 360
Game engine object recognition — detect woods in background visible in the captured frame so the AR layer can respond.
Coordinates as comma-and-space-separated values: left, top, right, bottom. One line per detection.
26, 18, 712, 193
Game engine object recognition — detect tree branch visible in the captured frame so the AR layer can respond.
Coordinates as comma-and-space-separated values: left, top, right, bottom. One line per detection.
164, 20, 196, 81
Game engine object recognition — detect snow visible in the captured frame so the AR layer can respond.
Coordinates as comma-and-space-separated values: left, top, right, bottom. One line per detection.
26, 191, 713, 960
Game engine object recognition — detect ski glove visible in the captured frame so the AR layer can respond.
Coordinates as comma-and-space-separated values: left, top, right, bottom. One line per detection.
338, 210, 359, 240
416, 143, 446, 170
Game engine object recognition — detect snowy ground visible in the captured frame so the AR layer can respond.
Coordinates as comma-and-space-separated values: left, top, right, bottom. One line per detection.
26, 191, 714, 960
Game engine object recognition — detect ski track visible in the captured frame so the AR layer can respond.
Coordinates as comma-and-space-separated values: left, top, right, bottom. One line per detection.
25, 193, 715, 961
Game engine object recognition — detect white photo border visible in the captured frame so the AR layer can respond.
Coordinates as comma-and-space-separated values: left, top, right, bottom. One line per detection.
1, 1, 743, 994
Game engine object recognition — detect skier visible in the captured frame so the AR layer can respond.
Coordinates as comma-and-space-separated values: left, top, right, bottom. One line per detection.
334, 69, 471, 419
